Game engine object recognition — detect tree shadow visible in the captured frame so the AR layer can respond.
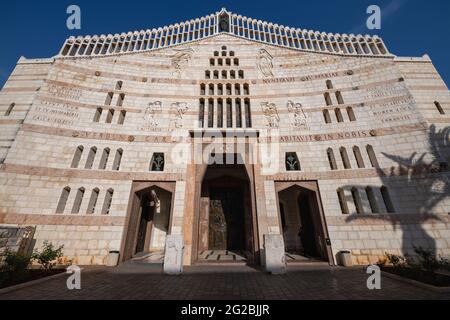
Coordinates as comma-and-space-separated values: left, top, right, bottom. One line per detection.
345, 125, 450, 258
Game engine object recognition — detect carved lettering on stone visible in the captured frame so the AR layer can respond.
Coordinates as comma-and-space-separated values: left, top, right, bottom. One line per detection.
287, 100, 309, 130
261, 102, 280, 128
170, 102, 190, 129
47, 84, 82, 100
257, 49, 274, 78
171, 48, 194, 78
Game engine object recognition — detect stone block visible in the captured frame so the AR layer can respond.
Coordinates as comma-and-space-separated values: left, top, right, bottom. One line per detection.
163, 234, 184, 275
263, 234, 286, 275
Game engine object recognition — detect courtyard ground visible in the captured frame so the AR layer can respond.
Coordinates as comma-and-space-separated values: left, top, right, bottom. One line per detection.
0, 263, 449, 300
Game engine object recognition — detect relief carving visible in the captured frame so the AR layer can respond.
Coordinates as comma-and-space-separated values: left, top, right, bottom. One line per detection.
171, 48, 194, 78
261, 102, 280, 128
257, 49, 274, 78
287, 100, 309, 130
141, 101, 163, 131
170, 102, 190, 129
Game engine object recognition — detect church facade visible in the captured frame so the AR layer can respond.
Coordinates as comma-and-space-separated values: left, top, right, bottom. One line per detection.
0, 9, 449, 269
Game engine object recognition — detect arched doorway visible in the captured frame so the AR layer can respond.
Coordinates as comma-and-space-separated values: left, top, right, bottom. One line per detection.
121, 182, 175, 263
277, 182, 333, 263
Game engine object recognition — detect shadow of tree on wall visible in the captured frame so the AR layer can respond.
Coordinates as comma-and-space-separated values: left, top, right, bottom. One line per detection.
345, 125, 450, 258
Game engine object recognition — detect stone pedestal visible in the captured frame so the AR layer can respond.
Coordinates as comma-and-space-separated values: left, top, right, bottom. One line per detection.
163, 234, 184, 275
264, 234, 286, 275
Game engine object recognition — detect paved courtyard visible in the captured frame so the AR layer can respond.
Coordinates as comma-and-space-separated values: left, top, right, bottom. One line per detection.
0, 264, 449, 300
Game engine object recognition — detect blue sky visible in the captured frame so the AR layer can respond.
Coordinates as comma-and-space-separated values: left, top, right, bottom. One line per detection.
1, 0, 449, 87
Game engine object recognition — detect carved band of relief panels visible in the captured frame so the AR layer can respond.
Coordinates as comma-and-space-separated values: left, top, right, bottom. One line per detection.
261, 100, 309, 131
141, 101, 191, 132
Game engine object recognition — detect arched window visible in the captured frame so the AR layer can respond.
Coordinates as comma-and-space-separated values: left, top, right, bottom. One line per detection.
351, 187, 363, 214
285, 152, 301, 171
87, 188, 100, 214
244, 99, 252, 128
210, 58, 215, 66
381, 186, 395, 213
106, 109, 115, 123
105, 92, 114, 106
5, 103, 15, 116
326, 80, 333, 90
365, 187, 379, 213
347, 107, 356, 121
217, 99, 223, 128
218, 58, 223, 66
116, 93, 125, 107
213, 51, 219, 57
93, 108, 103, 122
71, 187, 85, 214
85, 147, 97, 169
205, 71, 211, 79
337, 188, 349, 214
243, 84, 249, 95
435, 101, 445, 115
56, 187, 71, 214
340, 147, 351, 169
225, 58, 231, 66
115, 81, 123, 90
323, 109, 331, 124
235, 83, 241, 95
226, 84, 232, 95
118, 110, 126, 125
230, 51, 235, 56
324, 92, 332, 106
213, 70, 219, 79
366, 145, 379, 168
112, 149, 123, 171
209, 84, 214, 95
199, 99, 205, 128
98, 148, 110, 170
222, 51, 227, 57
335, 91, 344, 104
208, 99, 214, 128
235, 99, 242, 128
238, 70, 244, 79
230, 70, 236, 79
353, 146, 365, 168
226, 99, 233, 128
327, 148, 338, 170
221, 46, 227, 50
200, 84, 206, 95
102, 189, 114, 215
335, 108, 344, 122
222, 70, 227, 79
234, 58, 239, 66
70, 146, 84, 168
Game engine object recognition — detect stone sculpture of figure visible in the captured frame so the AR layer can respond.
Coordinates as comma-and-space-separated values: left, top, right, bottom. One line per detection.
144, 101, 162, 128
171, 48, 194, 78
261, 102, 280, 128
257, 48, 274, 78
287, 100, 309, 130
170, 102, 190, 128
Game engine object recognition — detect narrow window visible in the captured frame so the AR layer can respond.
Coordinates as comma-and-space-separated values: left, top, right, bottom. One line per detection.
230, 51, 235, 56
234, 58, 239, 66
226, 84, 232, 95
217, 84, 223, 95
435, 101, 445, 115
222, 70, 227, 79
214, 51, 219, 57
106, 109, 115, 123
327, 148, 338, 170
209, 84, 214, 95
335, 108, 344, 122
366, 187, 379, 213
115, 81, 123, 90
85, 147, 97, 169
225, 58, 231, 66
208, 99, 214, 128
71, 187, 85, 214
199, 99, 205, 128
337, 188, 349, 214
87, 188, 100, 214
235, 83, 241, 95
56, 187, 71, 214
150, 153, 165, 171
200, 84, 206, 95
243, 84, 249, 95
235, 99, 242, 128
210, 58, 215, 66
70, 146, 84, 168
336, 91, 344, 104
218, 58, 223, 66
112, 149, 123, 171
326, 80, 333, 90
324, 92, 332, 106
340, 147, 351, 169
117, 110, 126, 125
285, 152, 301, 171
238, 70, 244, 79
93, 108, 103, 122
101, 189, 114, 215
213, 70, 219, 79
347, 107, 356, 121
226, 99, 233, 128
230, 70, 236, 79
205, 71, 211, 79
323, 109, 331, 124
244, 99, 252, 128
381, 186, 395, 213
217, 99, 223, 128
117, 93, 125, 107
98, 148, 110, 170
353, 146, 365, 168
366, 145, 379, 168
105, 92, 114, 106
5, 103, 15, 116
351, 187, 363, 214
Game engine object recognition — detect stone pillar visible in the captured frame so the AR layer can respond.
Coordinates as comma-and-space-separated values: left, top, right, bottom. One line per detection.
163, 234, 184, 275
264, 234, 286, 275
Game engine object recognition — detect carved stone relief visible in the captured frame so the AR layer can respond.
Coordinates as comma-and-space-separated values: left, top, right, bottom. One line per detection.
171, 48, 194, 78
287, 100, 309, 130
170, 102, 190, 129
257, 48, 274, 78
141, 101, 163, 131
261, 102, 280, 128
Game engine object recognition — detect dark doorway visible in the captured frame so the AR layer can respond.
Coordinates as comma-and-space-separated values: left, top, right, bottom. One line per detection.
297, 193, 320, 258
135, 192, 155, 254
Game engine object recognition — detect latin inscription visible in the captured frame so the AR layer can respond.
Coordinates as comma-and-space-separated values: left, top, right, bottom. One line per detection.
32, 100, 80, 126
47, 84, 82, 100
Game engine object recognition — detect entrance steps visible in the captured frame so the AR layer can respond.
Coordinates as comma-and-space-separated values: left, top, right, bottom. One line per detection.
130, 251, 164, 264
285, 253, 330, 267
196, 250, 248, 266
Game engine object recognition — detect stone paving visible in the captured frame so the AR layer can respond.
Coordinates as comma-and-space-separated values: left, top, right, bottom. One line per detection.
0, 264, 449, 300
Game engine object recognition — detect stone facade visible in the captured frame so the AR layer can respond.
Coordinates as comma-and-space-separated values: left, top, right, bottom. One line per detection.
0, 9, 449, 268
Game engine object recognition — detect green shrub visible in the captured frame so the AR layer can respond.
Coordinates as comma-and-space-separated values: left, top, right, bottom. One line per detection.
0, 249, 32, 285
32, 241, 64, 270
385, 252, 407, 268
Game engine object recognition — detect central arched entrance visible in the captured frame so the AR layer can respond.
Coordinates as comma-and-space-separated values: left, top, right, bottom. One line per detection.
196, 162, 256, 264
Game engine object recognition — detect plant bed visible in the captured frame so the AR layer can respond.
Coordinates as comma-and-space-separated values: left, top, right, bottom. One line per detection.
381, 266, 450, 288
0, 268, 65, 290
